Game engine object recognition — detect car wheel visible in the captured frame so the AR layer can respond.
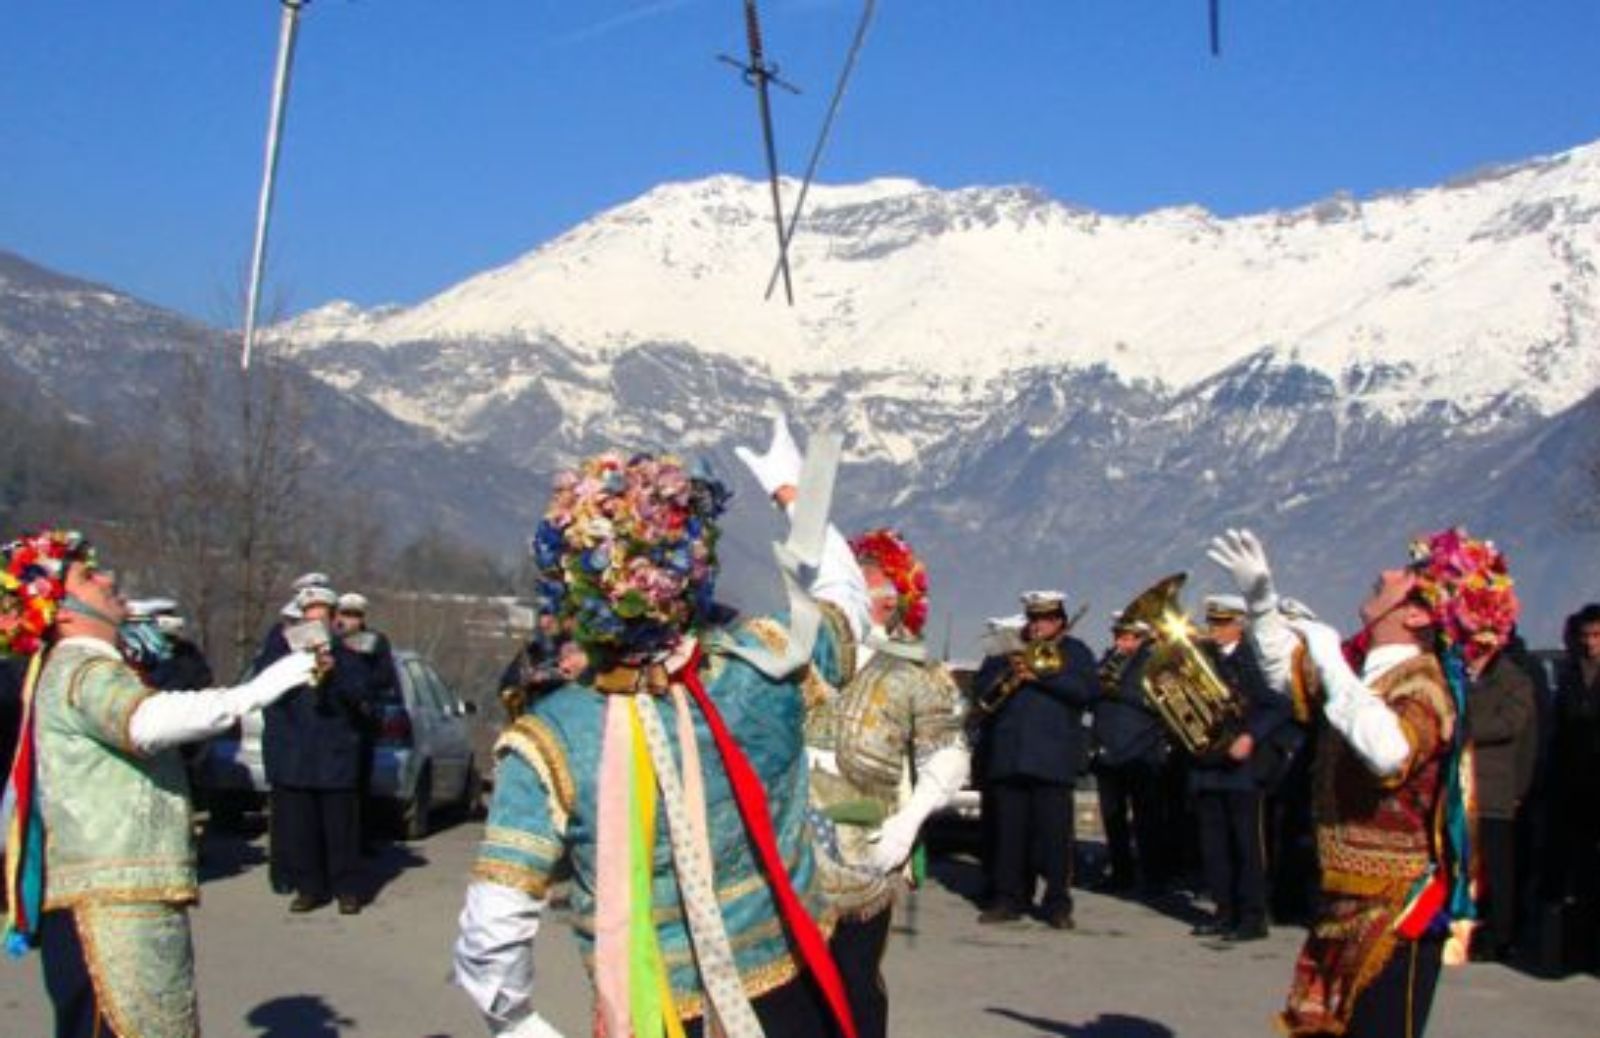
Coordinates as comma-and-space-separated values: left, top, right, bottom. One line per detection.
459, 761, 485, 819
402, 767, 432, 841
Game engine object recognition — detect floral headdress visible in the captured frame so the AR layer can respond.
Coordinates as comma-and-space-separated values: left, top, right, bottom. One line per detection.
0, 530, 97, 657
848, 528, 930, 638
1406, 527, 1519, 668
532, 451, 729, 660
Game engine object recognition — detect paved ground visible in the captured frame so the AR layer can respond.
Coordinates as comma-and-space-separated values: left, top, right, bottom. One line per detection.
1, 818, 1594, 1037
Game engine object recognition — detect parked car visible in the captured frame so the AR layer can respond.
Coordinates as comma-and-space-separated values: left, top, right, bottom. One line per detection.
193, 649, 482, 839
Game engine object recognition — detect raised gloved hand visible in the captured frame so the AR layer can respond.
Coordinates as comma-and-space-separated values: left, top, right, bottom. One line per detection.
733, 413, 803, 501
235, 650, 318, 711
1206, 528, 1279, 616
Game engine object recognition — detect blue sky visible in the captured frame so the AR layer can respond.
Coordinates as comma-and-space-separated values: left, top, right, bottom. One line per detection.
3, 1, 1598, 325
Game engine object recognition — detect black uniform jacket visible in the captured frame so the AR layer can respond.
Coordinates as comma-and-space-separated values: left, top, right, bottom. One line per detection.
977, 633, 1098, 784
258, 625, 375, 790
1092, 643, 1168, 768
1189, 638, 1297, 793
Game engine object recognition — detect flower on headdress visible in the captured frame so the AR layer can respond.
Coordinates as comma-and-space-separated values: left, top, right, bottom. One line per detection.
848, 527, 931, 638
0, 529, 97, 657
1407, 526, 1519, 667
535, 452, 728, 658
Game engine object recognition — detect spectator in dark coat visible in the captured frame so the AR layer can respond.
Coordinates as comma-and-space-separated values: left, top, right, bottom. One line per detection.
973, 590, 1097, 929
1546, 603, 1600, 918
334, 592, 396, 853
1091, 616, 1171, 894
1467, 646, 1537, 960
1, 655, 23, 778
1189, 594, 1297, 943
258, 585, 374, 915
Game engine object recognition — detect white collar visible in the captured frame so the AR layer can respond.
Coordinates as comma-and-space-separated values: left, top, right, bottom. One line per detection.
1362, 643, 1421, 683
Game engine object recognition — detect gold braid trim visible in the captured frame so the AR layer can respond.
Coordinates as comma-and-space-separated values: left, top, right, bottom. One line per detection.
741, 616, 833, 709
496, 716, 574, 832
1289, 644, 1321, 726
816, 599, 858, 683
470, 860, 552, 899
481, 826, 563, 864
44, 885, 199, 912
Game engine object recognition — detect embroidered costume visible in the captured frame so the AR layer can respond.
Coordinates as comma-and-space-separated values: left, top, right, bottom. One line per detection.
454, 449, 861, 1038
1212, 526, 1518, 1038
2, 529, 314, 1038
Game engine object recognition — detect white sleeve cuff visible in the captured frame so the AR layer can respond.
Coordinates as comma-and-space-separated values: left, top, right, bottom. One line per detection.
1247, 609, 1300, 697
1322, 671, 1411, 778
799, 517, 871, 643
128, 688, 245, 755
454, 882, 545, 1033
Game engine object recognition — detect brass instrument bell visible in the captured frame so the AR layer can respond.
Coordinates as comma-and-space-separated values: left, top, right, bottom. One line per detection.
1117, 573, 1245, 757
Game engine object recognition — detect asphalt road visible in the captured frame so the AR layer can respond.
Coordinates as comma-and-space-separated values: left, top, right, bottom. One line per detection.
1, 818, 1595, 1037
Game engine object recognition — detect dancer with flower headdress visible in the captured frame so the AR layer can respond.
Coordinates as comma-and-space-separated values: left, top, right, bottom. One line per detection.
1208, 526, 1519, 1037
453, 448, 862, 1038
0, 530, 315, 1038
736, 416, 969, 1038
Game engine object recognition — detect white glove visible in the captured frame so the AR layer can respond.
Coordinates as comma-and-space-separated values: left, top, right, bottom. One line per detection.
733, 413, 803, 500
232, 650, 318, 712
1206, 528, 1279, 617
128, 649, 320, 754
868, 806, 924, 873
495, 1012, 565, 1038
1290, 619, 1410, 777
867, 744, 968, 872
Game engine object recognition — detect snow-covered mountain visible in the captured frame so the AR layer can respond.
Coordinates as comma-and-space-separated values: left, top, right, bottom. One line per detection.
282, 141, 1600, 420
6, 139, 1599, 647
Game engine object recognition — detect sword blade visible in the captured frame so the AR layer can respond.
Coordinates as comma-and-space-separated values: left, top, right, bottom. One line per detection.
241, 0, 306, 370
765, 0, 876, 301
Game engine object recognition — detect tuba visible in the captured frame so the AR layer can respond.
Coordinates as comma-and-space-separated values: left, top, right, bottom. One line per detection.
972, 639, 1066, 719
1117, 573, 1244, 757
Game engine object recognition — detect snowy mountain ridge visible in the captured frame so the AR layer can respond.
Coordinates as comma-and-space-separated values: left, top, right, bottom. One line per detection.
280, 139, 1600, 422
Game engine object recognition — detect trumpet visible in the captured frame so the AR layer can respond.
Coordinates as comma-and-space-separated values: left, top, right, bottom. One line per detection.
971, 639, 1066, 718
1116, 573, 1244, 758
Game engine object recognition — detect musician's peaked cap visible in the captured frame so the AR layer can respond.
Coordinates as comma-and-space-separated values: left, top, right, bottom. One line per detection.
1021, 590, 1067, 618
1203, 594, 1248, 620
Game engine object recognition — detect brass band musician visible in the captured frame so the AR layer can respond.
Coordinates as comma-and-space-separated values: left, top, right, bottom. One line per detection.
972, 591, 1097, 929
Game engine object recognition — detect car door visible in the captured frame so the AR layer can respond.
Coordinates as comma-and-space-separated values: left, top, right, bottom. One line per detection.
410, 658, 471, 803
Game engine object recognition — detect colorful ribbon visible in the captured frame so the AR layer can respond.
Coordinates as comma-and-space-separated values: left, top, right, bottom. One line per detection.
677, 648, 859, 1038
4, 653, 45, 957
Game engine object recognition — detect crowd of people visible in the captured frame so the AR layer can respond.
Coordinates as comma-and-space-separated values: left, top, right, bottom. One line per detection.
1, 413, 1598, 1037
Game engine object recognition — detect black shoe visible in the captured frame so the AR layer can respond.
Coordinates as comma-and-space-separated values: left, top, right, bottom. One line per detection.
1191, 917, 1231, 937
337, 896, 362, 916
1045, 907, 1076, 931
978, 906, 1022, 924
289, 894, 329, 914
1225, 921, 1270, 943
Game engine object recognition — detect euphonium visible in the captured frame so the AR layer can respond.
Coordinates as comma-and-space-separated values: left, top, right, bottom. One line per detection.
972, 639, 1066, 718
1116, 573, 1244, 757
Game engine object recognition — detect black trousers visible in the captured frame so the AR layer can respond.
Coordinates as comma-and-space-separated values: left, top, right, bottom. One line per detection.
1340, 937, 1444, 1038
275, 786, 361, 900
991, 778, 1074, 915
40, 910, 118, 1038
1195, 788, 1266, 927
828, 908, 892, 1038
684, 972, 831, 1038
1478, 816, 1518, 955
1096, 759, 1167, 888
